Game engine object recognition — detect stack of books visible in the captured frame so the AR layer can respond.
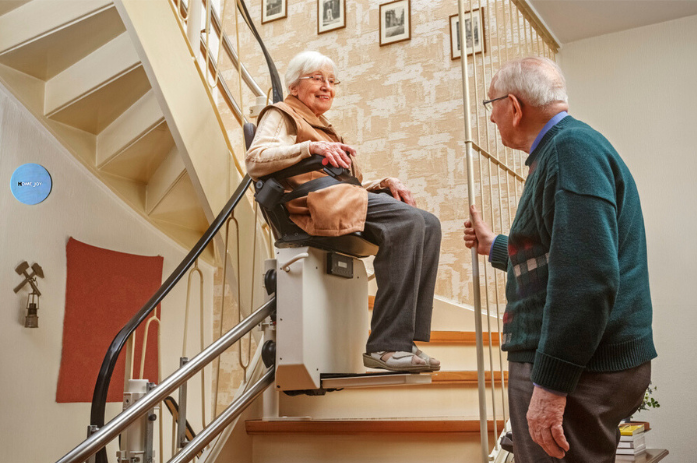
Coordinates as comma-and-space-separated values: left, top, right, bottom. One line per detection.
616, 422, 650, 461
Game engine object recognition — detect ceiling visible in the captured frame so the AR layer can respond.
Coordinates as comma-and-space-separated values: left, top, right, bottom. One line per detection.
529, 0, 697, 45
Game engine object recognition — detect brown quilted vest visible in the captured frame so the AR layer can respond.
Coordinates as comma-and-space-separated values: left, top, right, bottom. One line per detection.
257, 95, 368, 237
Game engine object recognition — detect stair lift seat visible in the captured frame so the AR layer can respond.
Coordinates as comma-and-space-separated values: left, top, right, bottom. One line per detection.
245, 122, 427, 393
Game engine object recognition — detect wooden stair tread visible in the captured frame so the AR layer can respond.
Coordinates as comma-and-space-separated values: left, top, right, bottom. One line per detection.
418, 331, 499, 345
431, 370, 508, 385
246, 419, 505, 435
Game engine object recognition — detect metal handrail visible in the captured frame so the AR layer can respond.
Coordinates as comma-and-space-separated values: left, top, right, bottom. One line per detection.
169, 367, 274, 463
88, 176, 253, 463
55, 297, 275, 463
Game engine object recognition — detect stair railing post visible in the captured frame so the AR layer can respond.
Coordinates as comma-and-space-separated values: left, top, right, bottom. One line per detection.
186, 0, 203, 59
176, 357, 190, 449
144, 383, 156, 463
457, 0, 489, 461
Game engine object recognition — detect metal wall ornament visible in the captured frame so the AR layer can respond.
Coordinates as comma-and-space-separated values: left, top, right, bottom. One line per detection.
450, 8, 486, 59
318, 0, 346, 34
261, 0, 286, 24
379, 0, 411, 46
13, 261, 45, 328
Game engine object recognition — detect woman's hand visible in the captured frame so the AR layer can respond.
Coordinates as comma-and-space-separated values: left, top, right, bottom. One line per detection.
381, 177, 416, 207
310, 141, 356, 169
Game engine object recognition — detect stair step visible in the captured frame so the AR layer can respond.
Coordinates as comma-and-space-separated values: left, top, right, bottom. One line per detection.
431, 370, 507, 385
246, 419, 505, 435
97, 90, 165, 167
368, 296, 500, 346
418, 330, 499, 345
148, 173, 209, 232
45, 32, 148, 133
0, 0, 112, 55
146, 146, 186, 214
0, 5, 124, 80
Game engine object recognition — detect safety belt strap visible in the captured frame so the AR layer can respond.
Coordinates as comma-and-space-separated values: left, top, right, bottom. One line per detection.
281, 175, 359, 203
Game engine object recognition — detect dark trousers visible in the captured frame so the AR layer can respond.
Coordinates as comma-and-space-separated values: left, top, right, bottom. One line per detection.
363, 193, 441, 353
508, 361, 651, 463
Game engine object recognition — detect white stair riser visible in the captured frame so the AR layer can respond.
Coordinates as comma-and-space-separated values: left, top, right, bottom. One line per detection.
416, 343, 505, 371
278, 385, 509, 420
252, 433, 497, 463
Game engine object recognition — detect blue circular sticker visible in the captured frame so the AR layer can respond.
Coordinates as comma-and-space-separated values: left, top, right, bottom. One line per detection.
10, 163, 52, 205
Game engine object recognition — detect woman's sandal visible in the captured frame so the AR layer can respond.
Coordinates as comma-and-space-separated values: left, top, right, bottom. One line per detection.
412, 344, 441, 372
362, 351, 431, 373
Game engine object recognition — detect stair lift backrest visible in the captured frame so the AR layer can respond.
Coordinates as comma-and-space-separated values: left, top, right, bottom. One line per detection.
243, 122, 375, 392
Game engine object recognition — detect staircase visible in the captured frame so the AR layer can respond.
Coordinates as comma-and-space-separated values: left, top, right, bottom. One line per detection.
211, 297, 508, 463
0, 0, 247, 263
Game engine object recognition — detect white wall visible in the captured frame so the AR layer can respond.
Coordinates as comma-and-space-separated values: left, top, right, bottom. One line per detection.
0, 84, 215, 462
558, 14, 697, 461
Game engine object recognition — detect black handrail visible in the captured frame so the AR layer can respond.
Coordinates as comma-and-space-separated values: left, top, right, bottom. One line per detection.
234, 0, 284, 103
90, 175, 252, 463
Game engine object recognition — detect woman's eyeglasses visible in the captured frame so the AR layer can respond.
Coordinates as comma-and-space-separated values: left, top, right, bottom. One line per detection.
299, 75, 341, 87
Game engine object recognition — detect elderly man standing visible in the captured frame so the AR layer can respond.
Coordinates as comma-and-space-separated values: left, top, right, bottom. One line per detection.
464, 57, 656, 462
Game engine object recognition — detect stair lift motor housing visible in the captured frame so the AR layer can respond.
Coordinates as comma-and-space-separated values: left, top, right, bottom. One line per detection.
274, 246, 370, 391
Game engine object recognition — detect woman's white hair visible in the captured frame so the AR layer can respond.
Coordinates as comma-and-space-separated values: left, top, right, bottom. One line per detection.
493, 56, 568, 107
285, 51, 338, 92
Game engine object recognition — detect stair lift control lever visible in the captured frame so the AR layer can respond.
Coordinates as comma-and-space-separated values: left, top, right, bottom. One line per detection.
279, 252, 309, 272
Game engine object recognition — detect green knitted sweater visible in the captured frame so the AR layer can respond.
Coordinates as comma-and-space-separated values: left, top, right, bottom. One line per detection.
490, 116, 657, 393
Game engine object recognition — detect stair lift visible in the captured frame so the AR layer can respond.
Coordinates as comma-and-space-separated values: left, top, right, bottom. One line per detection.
245, 123, 431, 405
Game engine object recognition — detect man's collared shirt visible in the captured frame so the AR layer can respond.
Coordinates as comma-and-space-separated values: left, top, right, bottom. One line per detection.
530, 110, 568, 154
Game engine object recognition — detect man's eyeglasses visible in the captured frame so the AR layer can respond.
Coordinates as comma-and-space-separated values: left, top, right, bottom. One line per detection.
483, 95, 509, 112
299, 75, 341, 87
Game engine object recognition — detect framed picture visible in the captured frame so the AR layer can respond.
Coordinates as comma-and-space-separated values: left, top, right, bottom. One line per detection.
318, 0, 346, 34
261, 0, 286, 24
380, 0, 411, 46
450, 9, 486, 59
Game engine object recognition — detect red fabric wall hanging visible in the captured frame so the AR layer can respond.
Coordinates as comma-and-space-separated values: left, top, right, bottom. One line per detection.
56, 237, 163, 403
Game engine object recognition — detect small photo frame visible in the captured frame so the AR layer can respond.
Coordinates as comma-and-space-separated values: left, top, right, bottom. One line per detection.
379, 0, 411, 46
318, 0, 346, 34
450, 9, 486, 59
261, 0, 286, 24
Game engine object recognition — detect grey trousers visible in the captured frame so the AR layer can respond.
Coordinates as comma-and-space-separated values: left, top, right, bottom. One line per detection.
363, 193, 441, 353
508, 361, 651, 463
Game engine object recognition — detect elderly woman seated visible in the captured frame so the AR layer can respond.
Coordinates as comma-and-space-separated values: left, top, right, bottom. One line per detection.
246, 51, 441, 373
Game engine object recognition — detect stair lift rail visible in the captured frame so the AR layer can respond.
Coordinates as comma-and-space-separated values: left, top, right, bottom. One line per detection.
55, 297, 276, 463
86, 176, 253, 463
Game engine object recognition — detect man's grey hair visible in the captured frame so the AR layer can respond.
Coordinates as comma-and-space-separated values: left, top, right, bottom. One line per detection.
493, 56, 568, 107
285, 51, 338, 91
